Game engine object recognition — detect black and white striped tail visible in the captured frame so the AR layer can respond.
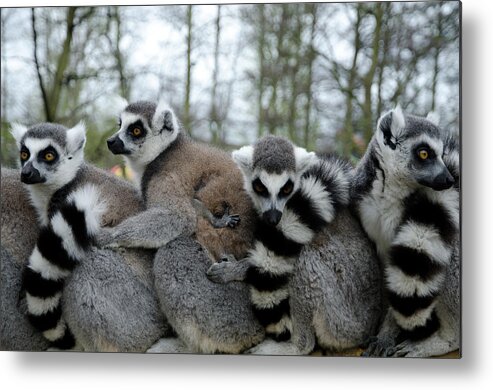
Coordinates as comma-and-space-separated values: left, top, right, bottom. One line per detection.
247, 155, 352, 341
23, 185, 104, 349
386, 190, 459, 341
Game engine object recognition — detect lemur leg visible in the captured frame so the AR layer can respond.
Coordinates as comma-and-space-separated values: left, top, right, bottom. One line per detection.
246, 291, 317, 356
362, 309, 400, 357
192, 198, 240, 229
388, 332, 457, 358
206, 257, 252, 284
97, 207, 194, 249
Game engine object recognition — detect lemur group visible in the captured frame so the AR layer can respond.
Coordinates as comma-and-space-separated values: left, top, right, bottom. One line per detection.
1, 99, 459, 357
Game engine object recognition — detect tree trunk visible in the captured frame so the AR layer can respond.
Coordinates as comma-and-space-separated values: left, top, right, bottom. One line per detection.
430, 5, 443, 112
257, 4, 266, 138
114, 8, 130, 101
47, 7, 77, 122
184, 5, 193, 133
362, 3, 384, 143
31, 8, 51, 121
341, 5, 363, 157
303, 4, 317, 149
210, 5, 221, 145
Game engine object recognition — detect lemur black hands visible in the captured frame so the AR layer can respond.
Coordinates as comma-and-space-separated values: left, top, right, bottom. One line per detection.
192, 198, 241, 229
211, 209, 240, 229
207, 254, 238, 284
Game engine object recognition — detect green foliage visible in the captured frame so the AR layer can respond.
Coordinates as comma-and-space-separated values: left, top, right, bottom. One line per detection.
1, 120, 18, 168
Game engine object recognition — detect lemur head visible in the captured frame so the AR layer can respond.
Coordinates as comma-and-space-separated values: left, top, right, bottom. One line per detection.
10, 122, 86, 189
374, 105, 455, 191
233, 135, 316, 226
107, 100, 179, 169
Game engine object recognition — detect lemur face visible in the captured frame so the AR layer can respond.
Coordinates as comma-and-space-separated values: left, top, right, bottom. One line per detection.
11, 123, 86, 188
107, 101, 178, 167
248, 169, 297, 226
404, 134, 454, 191
375, 107, 455, 191
233, 135, 316, 226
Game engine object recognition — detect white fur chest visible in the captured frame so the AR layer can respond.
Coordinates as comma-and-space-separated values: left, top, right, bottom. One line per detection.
27, 185, 54, 226
358, 172, 410, 261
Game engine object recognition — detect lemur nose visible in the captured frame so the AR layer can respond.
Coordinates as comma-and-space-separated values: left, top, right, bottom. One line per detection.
263, 209, 282, 226
107, 138, 116, 147
21, 171, 33, 180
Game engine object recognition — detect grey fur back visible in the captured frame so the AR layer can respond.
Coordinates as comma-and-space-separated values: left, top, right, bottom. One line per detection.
0, 168, 47, 351
292, 209, 382, 350
153, 236, 264, 354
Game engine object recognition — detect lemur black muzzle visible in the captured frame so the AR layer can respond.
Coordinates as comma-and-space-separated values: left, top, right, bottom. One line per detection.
430, 170, 455, 191
21, 163, 45, 184
107, 136, 129, 155
420, 168, 455, 191
263, 209, 282, 226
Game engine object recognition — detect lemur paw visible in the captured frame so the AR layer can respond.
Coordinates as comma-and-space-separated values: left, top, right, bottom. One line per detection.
226, 214, 240, 228
361, 336, 397, 357
206, 261, 236, 284
211, 213, 241, 229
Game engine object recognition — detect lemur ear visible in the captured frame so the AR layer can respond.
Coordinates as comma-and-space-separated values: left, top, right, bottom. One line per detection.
10, 123, 29, 148
66, 122, 87, 155
377, 105, 406, 150
294, 147, 317, 174
152, 101, 178, 134
232, 145, 254, 174
426, 111, 440, 126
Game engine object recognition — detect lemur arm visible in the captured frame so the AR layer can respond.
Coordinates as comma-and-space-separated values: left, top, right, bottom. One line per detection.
206, 256, 253, 284
98, 206, 195, 250
192, 198, 240, 229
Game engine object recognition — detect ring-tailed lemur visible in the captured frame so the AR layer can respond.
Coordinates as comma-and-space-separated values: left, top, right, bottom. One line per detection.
207, 136, 379, 355
6, 122, 169, 352
105, 100, 263, 353
10, 122, 105, 349
352, 106, 460, 357
204, 135, 381, 355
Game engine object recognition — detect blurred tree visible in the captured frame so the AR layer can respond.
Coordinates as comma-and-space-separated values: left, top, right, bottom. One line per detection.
1, 3, 460, 168
209, 5, 222, 145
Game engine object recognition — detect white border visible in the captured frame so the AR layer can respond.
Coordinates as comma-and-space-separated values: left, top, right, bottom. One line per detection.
2, 0, 492, 389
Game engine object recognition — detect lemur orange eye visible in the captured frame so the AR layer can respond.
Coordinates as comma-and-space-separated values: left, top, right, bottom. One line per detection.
132, 127, 142, 137
282, 183, 293, 195
20, 151, 29, 161
253, 179, 266, 194
44, 152, 55, 162
418, 149, 429, 160
281, 181, 293, 195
